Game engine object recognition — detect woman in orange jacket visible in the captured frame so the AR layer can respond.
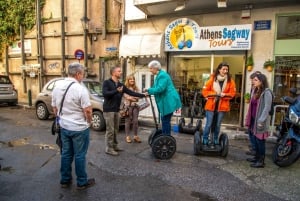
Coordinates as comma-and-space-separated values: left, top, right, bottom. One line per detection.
202, 62, 236, 145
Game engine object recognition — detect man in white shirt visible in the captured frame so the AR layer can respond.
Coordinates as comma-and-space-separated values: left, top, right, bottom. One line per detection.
51, 62, 95, 190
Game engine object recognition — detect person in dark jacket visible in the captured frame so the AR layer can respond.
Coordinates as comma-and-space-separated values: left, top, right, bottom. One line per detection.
102, 66, 146, 156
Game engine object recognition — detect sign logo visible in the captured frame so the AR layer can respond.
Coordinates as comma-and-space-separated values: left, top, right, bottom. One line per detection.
165, 18, 200, 50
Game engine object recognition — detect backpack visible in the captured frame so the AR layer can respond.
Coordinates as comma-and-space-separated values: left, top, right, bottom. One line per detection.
267, 89, 274, 116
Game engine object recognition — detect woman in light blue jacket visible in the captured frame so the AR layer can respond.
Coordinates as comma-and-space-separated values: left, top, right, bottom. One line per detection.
145, 60, 182, 136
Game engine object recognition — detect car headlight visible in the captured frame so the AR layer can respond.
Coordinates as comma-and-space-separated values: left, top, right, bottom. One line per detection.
289, 109, 300, 126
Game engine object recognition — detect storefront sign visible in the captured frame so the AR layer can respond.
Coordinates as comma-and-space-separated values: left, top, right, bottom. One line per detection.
165, 18, 252, 51
254, 20, 271, 30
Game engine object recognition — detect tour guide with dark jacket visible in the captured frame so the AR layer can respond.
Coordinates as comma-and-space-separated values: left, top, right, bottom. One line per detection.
102, 71, 145, 156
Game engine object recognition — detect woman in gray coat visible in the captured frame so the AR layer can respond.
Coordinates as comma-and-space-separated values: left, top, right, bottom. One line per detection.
245, 73, 272, 168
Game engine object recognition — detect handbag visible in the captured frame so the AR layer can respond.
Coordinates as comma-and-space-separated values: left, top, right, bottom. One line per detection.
138, 97, 150, 111
119, 103, 129, 117
51, 82, 75, 152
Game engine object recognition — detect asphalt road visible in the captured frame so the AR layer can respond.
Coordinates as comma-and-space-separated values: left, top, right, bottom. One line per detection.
0, 105, 299, 201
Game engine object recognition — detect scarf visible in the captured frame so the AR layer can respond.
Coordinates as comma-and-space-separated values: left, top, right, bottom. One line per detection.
213, 75, 228, 95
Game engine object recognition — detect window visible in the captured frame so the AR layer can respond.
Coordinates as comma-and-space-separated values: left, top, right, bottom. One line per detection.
277, 15, 300, 40
273, 56, 300, 102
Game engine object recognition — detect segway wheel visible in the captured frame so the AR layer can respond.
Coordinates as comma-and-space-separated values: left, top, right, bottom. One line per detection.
148, 129, 163, 146
152, 135, 176, 160
219, 133, 229, 157
178, 118, 185, 133
193, 131, 201, 155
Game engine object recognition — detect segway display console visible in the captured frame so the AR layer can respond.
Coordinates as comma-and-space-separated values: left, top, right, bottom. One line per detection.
148, 96, 176, 160
193, 94, 230, 157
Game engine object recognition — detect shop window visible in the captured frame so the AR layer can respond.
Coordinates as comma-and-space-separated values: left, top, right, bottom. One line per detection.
277, 15, 300, 40
273, 56, 300, 103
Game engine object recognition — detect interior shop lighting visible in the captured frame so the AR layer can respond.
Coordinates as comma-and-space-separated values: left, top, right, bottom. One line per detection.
175, 2, 186, 11
217, 0, 227, 8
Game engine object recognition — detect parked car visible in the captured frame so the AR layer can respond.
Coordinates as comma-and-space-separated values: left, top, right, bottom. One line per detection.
34, 77, 122, 131
0, 75, 18, 106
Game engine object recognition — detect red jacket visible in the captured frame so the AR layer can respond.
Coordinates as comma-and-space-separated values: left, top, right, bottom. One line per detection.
202, 76, 236, 112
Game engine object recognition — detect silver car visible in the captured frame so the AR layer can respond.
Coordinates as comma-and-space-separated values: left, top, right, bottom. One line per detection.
35, 77, 114, 131
0, 75, 18, 106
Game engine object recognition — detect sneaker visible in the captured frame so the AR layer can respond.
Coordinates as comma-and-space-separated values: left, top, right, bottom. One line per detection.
77, 178, 95, 190
105, 147, 119, 156
133, 136, 141, 143
60, 180, 72, 188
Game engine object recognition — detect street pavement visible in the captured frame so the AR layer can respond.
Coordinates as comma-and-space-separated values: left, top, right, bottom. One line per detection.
0, 104, 300, 201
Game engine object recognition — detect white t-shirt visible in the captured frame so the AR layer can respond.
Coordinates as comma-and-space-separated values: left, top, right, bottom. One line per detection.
51, 77, 91, 131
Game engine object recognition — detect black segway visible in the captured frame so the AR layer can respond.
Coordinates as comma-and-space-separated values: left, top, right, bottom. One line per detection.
147, 96, 176, 160
194, 94, 229, 157
178, 90, 202, 135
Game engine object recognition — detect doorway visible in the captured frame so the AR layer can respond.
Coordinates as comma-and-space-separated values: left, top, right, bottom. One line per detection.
168, 54, 245, 127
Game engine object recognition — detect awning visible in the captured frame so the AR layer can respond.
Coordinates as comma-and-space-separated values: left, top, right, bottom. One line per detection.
119, 34, 165, 58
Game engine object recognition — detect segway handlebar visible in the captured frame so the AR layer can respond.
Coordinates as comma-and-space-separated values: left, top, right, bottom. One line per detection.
147, 95, 159, 130
205, 94, 234, 100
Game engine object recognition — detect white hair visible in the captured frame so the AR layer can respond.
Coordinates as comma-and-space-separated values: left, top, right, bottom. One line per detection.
148, 60, 161, 70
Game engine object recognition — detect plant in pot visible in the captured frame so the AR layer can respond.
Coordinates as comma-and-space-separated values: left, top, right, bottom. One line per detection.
263, 59, 275, 72
244, 92, 251, 103
246, 54, 254, 71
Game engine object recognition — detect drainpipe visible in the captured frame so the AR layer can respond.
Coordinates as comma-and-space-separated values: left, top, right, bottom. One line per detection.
61, 0, 66, 76
5, 46, 9, 75
102, 0, 106, 40
36, 0, 43, 91
20, 24, 27, 93
83, 0, 88, 73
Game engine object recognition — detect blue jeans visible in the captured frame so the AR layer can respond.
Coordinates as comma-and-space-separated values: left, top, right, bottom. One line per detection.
203, 111, 225, 143
254, 137, 265, 157
60, 127, 89, 186
248, 129, 257, 151
161, 113, 173, 136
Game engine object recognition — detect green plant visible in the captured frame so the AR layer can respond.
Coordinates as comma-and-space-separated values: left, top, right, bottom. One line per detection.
263, 59, 275, 68
246, 54, 254, 66
244, 92, 251, 100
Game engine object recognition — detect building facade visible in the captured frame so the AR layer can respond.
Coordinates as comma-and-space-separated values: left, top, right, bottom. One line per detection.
0, 0, 123, 103
120, 1, 300, 128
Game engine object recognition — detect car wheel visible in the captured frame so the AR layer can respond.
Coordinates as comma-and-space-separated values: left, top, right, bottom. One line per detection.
92, 111, 105, 131
36, 102, 50, 120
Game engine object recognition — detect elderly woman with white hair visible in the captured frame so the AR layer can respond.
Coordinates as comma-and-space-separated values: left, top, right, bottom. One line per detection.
144, 60, 182, 136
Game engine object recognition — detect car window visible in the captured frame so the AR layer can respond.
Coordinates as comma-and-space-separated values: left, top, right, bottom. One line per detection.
46, 80, 56, 91
0, 76, 12, 84
84, 81, 103, 96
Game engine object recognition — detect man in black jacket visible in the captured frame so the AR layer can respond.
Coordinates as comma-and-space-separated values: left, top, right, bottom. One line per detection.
102, 66, 146, 156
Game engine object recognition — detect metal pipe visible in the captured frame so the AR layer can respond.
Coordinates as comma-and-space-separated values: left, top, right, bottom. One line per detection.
102, 0, 106, 39
36, 0, 43, 91
20, 24, 27, 93
83, 0, 88, 73
61, 0, 66, 76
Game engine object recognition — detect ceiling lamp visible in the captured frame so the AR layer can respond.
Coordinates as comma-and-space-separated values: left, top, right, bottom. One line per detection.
217, 0, 227, 8
175, 1, 186, 11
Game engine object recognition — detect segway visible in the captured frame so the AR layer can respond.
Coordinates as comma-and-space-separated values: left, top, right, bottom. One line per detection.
194, 94, 229, 157
147, 96, 176, 160
178, 90, 202, 134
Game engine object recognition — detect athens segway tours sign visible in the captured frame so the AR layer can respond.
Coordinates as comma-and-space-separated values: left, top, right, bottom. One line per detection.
165, 18, 252, 51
